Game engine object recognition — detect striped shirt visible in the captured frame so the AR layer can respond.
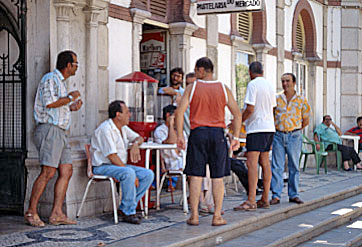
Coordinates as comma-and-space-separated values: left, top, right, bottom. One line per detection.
347, 126, 362, 144
34, 69, 71, 130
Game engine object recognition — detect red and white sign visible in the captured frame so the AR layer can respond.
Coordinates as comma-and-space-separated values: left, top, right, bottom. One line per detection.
196, 0, 263, 15
140, 32, 166, 69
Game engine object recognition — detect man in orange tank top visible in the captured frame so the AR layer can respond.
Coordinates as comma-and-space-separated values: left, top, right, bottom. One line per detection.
176, 57, 242, 226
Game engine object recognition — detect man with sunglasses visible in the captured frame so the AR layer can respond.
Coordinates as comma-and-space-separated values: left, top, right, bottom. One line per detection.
314, 115, 362, 171
270, 73, 311, 206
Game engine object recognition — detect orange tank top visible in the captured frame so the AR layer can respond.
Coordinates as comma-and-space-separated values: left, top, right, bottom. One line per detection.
189, 80, 227, 129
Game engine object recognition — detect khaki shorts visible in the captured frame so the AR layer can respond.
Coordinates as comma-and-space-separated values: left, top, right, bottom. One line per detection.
34, 123, 72, 168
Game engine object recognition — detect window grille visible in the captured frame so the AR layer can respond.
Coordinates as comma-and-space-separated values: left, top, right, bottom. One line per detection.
296, 15, 305, 54
237, 12, 252, 42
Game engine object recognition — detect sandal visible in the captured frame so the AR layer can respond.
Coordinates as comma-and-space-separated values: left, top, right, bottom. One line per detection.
49, 215, 77, 225
212, 216, 227, 226
24, 213, 45, 227
233, 201, 257, 211
186, 217, 199, 226
256, 199, 270, 209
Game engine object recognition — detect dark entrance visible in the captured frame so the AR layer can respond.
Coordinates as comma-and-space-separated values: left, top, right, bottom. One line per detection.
0, 0, 27, 214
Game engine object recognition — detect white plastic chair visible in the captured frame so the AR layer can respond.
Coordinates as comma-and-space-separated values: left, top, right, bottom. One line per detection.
77, 144, 119, 224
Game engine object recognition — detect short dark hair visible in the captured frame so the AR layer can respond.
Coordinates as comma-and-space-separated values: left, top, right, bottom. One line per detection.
186, 72, 196, 80
108, 100, 126, 119
162, 104, 176, 121
195, 57, 214, 72
357, 116, 362, 124
282, 73, 296, 82
56, 50, 76, 71
170, 67, 184, 78
323, 115, 331, 121
249, 61, 263, 75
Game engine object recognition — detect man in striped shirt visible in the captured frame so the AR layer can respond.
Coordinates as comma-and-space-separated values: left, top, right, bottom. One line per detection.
345, 116, 362, 152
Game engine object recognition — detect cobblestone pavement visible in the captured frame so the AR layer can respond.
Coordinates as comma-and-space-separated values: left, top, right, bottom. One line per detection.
1, 168, 362, 247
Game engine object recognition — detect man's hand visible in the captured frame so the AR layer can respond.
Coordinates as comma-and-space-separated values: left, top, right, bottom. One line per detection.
167, 115, 175, 127
68, 90, 81, 100
69, 99, 83, 111
135, 177, 139, 188
130, 144, 141, 163
177, 135, 186, 150
230, 139, 240, 151
162, 87, 177, 96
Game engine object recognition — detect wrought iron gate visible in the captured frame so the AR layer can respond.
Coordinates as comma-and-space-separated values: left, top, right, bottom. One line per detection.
0, 0, 27, 214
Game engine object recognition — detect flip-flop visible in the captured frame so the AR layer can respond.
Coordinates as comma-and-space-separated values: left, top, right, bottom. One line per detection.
49, 216, 77, 225
24, 213, 45, 227
256, 199, 270, 209
186, 218, 199, 226
233, 201, 257, 211
212, 216, 227, 226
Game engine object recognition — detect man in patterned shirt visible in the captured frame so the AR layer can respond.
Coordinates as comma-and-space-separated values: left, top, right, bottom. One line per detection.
25, 50, 82, 227
270, 73, 311, 205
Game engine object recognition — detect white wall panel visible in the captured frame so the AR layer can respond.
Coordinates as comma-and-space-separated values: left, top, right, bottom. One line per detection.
218, 14, 231, 35
189, 37, 207, 73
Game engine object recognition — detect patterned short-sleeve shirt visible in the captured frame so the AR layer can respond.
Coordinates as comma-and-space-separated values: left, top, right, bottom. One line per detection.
274, 92, 311, 132
33, 69, 71, 130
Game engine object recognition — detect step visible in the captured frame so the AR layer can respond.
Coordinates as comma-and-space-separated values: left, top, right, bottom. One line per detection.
298, 216, 362, 247
219, 193, 362, 247
108, 175, 362, 247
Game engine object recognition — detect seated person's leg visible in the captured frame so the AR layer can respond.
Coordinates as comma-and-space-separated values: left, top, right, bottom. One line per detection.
127, 165, 154, 204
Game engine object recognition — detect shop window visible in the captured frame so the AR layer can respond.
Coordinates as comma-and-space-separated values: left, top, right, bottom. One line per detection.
237, 12, 252, 42
235, 52, 253, 108
296, 15, 305, 54
295, 61, 307, 98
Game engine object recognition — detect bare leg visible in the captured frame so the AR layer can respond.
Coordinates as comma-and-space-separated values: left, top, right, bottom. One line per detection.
246, 151, 260, 204
50, 164, 73, 218
188, 176, 202, 224
26, 166, 56, 215
211, 178, 224, 217
259, 152, 271, 202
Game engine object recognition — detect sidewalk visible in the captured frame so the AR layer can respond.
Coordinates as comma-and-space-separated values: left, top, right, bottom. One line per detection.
1, 168, 362, 247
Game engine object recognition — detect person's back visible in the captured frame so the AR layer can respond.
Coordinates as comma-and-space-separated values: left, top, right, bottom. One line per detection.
244, 76, 275, 134
189, 80, 227, 129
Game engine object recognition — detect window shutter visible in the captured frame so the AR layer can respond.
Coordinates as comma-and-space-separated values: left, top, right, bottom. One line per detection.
237, 12, 252, 42
296, 15, 305, 53
150, 0, 168, 19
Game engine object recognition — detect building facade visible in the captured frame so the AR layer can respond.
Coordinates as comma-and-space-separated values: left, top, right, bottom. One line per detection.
0, 0, 361, 216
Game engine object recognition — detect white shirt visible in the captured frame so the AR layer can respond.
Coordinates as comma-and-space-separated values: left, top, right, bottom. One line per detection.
91, 119, 140, 166
154, 123, 186, 171
244, 76, 276, 134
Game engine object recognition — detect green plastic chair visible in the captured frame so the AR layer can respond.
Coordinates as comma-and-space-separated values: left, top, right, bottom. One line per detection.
324, 142, 342, 171
299, 135, 328, 174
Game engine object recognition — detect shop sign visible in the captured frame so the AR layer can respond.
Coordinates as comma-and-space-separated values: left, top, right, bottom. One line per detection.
140, 32, 166, 70
196, 0, 263, 15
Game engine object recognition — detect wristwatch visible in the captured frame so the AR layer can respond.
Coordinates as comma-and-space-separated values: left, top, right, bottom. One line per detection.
67, 94, 74, 102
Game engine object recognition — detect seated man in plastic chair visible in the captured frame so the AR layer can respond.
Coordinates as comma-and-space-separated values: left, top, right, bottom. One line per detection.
154, 104, 187, 191
344, 116, 362, 152
314, 115, 362, 171
90, 100, 154, 224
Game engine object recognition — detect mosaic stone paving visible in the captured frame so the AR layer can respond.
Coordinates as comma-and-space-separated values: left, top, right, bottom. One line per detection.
1, 168, 362, 247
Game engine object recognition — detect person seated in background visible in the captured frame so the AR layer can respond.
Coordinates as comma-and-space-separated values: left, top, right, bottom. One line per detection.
314, 115, 362, 171
154, 105, 187, 191
344, 116, 362, 152
91, 100, 154, 224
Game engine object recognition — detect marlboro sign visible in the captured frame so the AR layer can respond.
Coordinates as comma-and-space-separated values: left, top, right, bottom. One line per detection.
196, 0, 263, 15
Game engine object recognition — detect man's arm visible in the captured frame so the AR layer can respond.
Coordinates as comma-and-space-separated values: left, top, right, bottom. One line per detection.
164, 116, 177, 144
175, 85, 191, 150
47, 90, 81, 108
225, 86, 242, 151
314, 133, 321, 151
301, 116, 310, 129
129, 136, 143, 163
242, 104, 254, 122
107, 153, 126, 167
331, 121, 342, 136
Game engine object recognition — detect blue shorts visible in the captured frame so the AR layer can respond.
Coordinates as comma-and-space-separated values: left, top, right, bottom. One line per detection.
184, 127, 229, 178
246, 132, 274, 152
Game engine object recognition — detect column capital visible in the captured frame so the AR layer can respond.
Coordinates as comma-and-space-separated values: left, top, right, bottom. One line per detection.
252, 43, 273, 54
84, 7, 102, 26
53, 1, 75, 21
169, 22, 198, 36
130, 8, 151, 24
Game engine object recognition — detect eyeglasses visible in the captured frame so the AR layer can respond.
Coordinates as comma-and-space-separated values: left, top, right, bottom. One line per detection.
281, 79, 290, 82
72, 62, 79, 66
325, 118, 332, 121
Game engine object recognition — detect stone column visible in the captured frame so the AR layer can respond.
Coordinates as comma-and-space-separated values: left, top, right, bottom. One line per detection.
84, 8, 101, 136
130, 8, 151, 71
252, 44, 272, 67
206, 15, 218, 79
276, 0, 285, 91
53, 1, 74, 52
340, 1, 362, 130
169, 22, 198, 76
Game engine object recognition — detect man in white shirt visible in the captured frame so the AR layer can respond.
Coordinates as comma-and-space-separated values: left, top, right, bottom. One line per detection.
234, 61, 276, 211
91, 100, 154, 224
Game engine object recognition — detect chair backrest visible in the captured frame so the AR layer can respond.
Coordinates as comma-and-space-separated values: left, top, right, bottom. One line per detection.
84, 144, 94, 179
